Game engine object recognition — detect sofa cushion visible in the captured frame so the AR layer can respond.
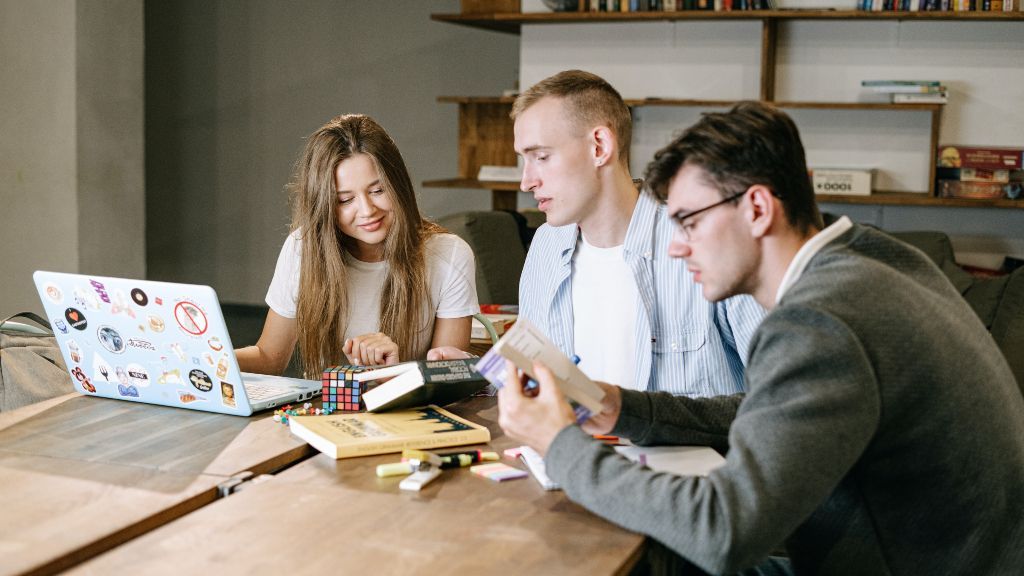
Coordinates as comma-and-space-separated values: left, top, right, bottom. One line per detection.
438, 211, 526, 305
991, 268, 1024, 395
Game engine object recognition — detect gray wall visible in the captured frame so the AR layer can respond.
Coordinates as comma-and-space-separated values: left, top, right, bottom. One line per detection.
0, 0, 144, 316
145, 0, 519, 305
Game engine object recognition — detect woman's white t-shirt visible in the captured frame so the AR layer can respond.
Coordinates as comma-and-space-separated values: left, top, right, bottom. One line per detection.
265, 230, 478, 358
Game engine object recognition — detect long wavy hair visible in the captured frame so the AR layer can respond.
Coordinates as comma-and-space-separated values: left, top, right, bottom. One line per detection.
290, 114, 442, 377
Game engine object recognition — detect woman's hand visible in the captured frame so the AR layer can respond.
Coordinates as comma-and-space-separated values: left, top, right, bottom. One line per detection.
426, 346, 476, 361
343, 332, 399, 366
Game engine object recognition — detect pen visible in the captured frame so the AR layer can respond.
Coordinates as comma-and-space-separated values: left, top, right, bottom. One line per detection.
403, 449, 499, 469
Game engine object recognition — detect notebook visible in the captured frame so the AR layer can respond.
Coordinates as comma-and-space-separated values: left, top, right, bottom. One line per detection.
32, 270, 321, 416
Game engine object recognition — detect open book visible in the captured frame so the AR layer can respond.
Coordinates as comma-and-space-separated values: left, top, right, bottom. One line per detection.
475, 318, 605, 421
357, 359, 488, 412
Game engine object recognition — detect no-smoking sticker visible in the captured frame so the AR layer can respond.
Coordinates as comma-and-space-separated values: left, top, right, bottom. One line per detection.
174, 301, 208, 336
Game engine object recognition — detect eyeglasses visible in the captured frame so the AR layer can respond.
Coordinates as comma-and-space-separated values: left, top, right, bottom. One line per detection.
669, 189, 746, 242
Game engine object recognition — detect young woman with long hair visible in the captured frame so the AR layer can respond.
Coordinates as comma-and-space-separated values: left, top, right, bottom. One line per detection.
236, 114, 477, 377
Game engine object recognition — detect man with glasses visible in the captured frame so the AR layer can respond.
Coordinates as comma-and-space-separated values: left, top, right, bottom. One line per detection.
498, 101, 1024, 574
507, 69, 764, 396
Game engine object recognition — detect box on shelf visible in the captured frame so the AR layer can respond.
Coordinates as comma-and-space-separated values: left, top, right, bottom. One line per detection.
810, 168, 873, 196
937, 146, 1024, 171
937, 180, 1021, 200
462, 0, 521, 13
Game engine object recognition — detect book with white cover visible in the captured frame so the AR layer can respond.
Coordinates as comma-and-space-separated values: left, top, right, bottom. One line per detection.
474, 318, 606, 419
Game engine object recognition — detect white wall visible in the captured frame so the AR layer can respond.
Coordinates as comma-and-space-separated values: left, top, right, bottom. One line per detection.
0, 0, 144, 316
518, 19, 1024, 262
145, 0, 519, 305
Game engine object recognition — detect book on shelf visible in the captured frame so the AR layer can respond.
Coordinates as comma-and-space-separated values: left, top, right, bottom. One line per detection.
358, 359, 489, 413
289, 405, 491, 460
861, 80, 941, 87
864, 84, 946, 95
477, 165, 523, 182
892, 92, 948, 104
810, 168, 874, 196
474, 318, 606, 420
935, 167, 1017, 184
937, 145, 1024, 171
937, 180, 1019, 200
472, 313, 517, 341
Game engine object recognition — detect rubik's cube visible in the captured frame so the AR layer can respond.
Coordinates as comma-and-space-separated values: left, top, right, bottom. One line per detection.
322, 365, 369, 412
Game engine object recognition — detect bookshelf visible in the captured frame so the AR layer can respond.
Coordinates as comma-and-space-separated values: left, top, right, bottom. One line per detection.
425, 9, 1024, 211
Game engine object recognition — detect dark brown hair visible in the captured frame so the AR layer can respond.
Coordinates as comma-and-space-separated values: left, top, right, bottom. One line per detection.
645, 101, 822, 234
512, 69, 632, 166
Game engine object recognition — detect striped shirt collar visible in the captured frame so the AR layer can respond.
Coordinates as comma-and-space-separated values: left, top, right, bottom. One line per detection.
775, 216, 853, 304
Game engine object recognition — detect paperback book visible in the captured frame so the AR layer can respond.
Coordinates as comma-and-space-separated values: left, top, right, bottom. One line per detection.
289, 405, 491, 459
475, 318, 606, 421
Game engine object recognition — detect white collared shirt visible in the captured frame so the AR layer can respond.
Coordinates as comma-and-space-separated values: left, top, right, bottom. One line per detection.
775, 216, 853, 304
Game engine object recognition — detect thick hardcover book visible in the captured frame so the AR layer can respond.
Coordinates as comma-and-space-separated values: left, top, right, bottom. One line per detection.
359, 359, 488, 412
289, 405, 490, 459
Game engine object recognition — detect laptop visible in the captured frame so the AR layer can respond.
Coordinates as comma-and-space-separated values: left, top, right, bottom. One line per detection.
33, 270, 321, 416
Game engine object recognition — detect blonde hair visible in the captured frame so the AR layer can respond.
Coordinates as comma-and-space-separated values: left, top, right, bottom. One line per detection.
511, 69, 632, 166
290, 114, 442, 377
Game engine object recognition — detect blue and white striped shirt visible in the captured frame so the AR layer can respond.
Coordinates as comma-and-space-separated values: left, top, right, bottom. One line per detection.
519, 190, 766, 396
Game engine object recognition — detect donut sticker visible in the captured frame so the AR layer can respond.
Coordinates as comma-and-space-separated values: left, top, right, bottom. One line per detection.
131, 288, 149, 306
188, 369, 213, 392
174, 301, 208, 336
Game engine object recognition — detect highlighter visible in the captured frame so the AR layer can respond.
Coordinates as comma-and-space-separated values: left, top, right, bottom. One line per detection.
376, 462, 416, 478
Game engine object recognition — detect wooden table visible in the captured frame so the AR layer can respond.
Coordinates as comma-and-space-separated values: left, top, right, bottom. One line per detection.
0, 393, 314, 576
65, 396, 645, 575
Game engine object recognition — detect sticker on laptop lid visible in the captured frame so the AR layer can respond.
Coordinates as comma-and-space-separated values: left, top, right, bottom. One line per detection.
97, 326, 125, 354
221, 382, 236, 408
130, 288, 148, 307
44, 283, 63, 303
174, 301, 208, 336
188, 369, 213, 392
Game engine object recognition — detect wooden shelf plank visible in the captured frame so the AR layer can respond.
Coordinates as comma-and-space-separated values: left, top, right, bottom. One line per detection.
432, 10, 1024, 34
423, 180, 1024, 210
439, 95, 943, 112
423, 178, 521, 191
818, 192, 1023, 209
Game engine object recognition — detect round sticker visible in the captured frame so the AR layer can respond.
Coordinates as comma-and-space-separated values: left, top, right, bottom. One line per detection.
174, 301, 208, 336
188, 369, 213, 392
148, 315, 165, 333
44, 283, 63, 303
131, 288, 149, 306
65, 308, 88, 331
97, 325, 126, 354
207, 337, 223, 352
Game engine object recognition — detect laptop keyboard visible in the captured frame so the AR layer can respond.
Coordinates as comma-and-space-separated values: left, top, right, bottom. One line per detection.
244, 383, 283, 401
